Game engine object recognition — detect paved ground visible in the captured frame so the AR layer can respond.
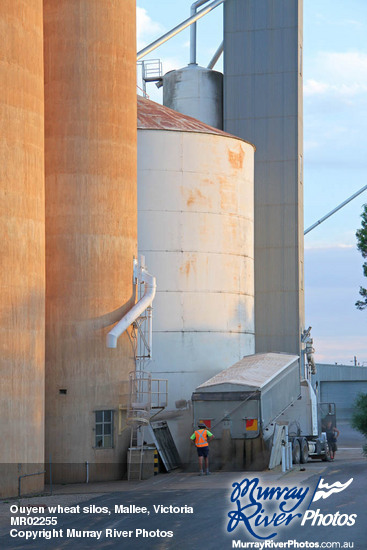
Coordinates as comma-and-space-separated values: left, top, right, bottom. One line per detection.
0, 423, 365, 549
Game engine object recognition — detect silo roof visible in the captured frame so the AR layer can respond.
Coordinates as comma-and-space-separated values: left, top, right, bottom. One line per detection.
196, 353, 299, 391
137, 95, 255, 148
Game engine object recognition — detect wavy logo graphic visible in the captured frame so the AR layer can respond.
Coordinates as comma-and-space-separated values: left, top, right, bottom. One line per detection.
312, 477, 353, 502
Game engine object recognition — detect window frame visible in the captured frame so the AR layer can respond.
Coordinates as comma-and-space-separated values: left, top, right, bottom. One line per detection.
94, 409, 114, 449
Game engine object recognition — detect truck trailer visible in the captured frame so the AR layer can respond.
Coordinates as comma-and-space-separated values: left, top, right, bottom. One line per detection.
191, 352, 335, 470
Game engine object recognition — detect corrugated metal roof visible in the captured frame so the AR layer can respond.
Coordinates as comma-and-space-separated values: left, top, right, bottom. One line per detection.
137, 95, 255, 148
196, 353, 299, 390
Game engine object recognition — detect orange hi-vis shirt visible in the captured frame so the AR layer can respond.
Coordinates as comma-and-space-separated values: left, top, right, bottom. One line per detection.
190, 429, 213, 447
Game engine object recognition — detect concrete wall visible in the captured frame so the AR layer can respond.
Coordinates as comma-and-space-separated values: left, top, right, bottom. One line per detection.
0, 0, 45, 498
313, 364, 367, 420
223, 0, 304, 356
44, 0, 137, 483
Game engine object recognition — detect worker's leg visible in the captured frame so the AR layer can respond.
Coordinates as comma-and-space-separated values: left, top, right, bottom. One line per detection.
198, 449, 204, 474
204, 448, 210, 474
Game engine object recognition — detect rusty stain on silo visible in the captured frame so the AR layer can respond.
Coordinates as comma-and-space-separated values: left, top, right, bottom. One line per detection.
180, 256, 197, 277
228, 144, 245, 169
185, 188, 206, 208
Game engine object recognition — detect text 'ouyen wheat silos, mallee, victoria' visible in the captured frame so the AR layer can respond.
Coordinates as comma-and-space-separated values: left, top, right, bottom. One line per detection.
44, 0, 137, 483
0, 0, 45, 498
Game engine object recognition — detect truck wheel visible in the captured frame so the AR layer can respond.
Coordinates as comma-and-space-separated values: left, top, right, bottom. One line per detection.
300, 438, 309, 463
292, 439, 301, 464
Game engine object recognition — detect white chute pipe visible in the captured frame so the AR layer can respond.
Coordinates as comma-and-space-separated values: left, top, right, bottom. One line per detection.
106, 271, 156, 349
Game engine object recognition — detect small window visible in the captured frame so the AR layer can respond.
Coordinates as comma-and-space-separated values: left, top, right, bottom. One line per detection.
95, 410, 114, 449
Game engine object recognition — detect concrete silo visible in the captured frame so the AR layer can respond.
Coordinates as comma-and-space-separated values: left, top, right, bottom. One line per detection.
44, 0, 137, 482
0, 1, 45, 497
137, 97, 255, 459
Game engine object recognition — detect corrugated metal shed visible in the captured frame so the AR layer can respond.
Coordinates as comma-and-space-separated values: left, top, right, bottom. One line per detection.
137, 95, 255, 148
313, 364, 367, 419
197, 352, 299, 390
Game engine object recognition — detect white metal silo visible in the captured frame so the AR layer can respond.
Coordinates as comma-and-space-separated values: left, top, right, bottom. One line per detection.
137, 97, 255, 459
163, 65, 223, 129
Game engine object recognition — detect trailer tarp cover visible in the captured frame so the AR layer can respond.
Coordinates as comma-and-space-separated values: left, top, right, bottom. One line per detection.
196, 352, 299, 392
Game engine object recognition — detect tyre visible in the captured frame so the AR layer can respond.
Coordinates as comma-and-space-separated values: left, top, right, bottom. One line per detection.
292, 439, 301, 464
322, 443, 332, 462
300, 438, 309, 463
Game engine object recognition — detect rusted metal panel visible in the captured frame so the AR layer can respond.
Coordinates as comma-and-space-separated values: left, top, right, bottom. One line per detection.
138, 95, 255, 147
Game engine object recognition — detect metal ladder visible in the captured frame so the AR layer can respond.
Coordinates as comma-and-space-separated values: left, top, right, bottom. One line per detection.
125, 257, 167, 481
127, 425, 147, 481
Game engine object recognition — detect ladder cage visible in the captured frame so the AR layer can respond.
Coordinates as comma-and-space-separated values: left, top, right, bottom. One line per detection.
126, 370, 152, 425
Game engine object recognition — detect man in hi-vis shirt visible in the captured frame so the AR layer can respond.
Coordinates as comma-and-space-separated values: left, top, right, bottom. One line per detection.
190, 422, 214, 475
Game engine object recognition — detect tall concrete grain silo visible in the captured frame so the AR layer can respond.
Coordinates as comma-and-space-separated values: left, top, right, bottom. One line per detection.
44, 0, 137, 482
223, 0, 305, 356
0, 0, 45, 498
137, 97, 255, 460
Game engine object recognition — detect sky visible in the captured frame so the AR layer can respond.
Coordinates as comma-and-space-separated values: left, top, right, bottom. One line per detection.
136, 0, 367, 366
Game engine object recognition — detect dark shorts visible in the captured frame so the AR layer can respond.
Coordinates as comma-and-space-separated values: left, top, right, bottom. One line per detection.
197, 446, 209, 457
327, 438, 337, 452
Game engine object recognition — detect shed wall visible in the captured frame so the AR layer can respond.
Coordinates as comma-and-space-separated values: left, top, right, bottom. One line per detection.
313, 364, 367, 420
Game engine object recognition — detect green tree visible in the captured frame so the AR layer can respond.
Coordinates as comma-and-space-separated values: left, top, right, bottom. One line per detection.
355, 203, 367, 310
351, 393, 367, 456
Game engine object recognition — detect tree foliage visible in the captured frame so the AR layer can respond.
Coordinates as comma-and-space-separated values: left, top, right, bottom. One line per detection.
351, 393, 367, 456
355, 203, 367, 310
